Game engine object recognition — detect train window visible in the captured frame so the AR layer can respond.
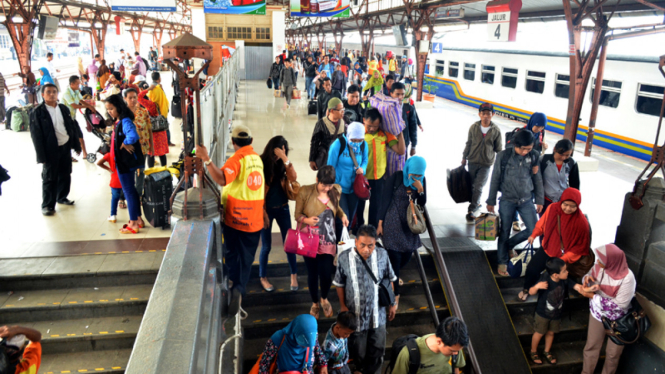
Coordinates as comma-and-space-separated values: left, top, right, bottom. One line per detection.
590, 78, 621, 108
554, 74, 570, 98
526, 71, 546, 94
501, 67, 518, 89
482, 65, 495, 85
636, 83, 664, 116
464, 63, 475, 81
435, 60, 445, 76
449, 61, 459, 78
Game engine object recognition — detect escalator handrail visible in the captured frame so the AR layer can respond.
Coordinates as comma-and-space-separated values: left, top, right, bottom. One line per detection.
423, 207, 482, 374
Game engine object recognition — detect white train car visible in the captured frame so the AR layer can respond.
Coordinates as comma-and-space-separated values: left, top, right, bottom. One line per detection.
425, 47, 664, 161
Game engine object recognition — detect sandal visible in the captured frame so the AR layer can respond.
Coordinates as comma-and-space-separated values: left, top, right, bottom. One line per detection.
129, 220, 145, 229
530, 351, 543, 365
119, 200, 127, 209
497, 265, 509, 277
310, 304, 320, 319
120, 224, 139, 234
543, 351, 557, 365
517, 290, 529, 302
320, 299, 333, 318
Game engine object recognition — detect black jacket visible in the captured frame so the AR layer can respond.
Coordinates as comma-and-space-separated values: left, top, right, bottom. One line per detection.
402, 102, 418, 148
305, 61, 319, 78
377, 171, 427, 223
309, 116, 348, 168
269, 62, 282, 80
317, 89, 342, 120
30, 103, 82, 164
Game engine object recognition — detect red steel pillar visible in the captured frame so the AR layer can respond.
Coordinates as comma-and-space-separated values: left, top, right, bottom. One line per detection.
415, 26, 434, 102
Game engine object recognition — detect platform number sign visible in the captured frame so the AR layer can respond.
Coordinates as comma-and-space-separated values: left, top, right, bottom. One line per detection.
488, 11, 510, 42
432, 43, 443, 54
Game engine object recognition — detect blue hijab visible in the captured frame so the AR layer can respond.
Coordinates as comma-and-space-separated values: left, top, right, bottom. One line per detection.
39, 68, 54, 85
403, 156, 426, 188
270, 314, 318, 373
527, 112, 547, 132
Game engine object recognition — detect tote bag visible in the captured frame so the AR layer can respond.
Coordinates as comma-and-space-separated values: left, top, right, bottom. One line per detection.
284, 223, 319, 258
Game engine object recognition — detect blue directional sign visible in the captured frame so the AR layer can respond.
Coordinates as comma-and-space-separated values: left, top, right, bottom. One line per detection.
432, 42, 443, 54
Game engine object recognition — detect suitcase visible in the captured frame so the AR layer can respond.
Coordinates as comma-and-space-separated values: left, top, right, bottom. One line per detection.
446, 165, 473, 203
142, 169, 173, 229
308, 100, 317, 115
171, 95, 182, 119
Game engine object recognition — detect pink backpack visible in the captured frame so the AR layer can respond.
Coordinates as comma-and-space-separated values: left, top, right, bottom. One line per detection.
369, 92, 405, 136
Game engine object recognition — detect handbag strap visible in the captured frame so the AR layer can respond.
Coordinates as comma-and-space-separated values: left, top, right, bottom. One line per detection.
354, 249, 379, 285
557, 215, 565, 255
347, 140, 360, 169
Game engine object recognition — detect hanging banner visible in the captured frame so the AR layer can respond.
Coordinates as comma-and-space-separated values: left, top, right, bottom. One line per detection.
204, 0, 266, 15
486, 0, 522, 42
110, 0, 176, 11
68, 31, 80, 47
290, 0, 350, 18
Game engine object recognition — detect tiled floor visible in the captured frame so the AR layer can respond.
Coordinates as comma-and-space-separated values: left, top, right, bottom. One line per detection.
1, 76, 645, 257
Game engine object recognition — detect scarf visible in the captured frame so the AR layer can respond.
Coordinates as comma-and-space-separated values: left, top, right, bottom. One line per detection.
591, 244, 630, 298
403, 156, 426, 188
527, 112, 547, 131
542, 188, 590, 259
39, 68, 54, 85
270, 314, 317, 373
362, 75, 384, 93
402, 84, 413, 104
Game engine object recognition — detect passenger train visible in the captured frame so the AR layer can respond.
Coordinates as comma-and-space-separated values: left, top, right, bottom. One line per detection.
341, 42, 664, 161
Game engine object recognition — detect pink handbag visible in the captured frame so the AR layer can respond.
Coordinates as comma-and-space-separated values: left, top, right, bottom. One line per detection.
284, 223, 319, 258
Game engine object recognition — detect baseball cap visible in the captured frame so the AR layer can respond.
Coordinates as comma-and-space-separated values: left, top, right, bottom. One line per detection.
231, 125, 252, 139
479, 102, 494, 113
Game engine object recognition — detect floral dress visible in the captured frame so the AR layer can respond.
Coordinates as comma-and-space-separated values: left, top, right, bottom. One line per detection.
258, 336, 327, 374
133, 105, 152, 156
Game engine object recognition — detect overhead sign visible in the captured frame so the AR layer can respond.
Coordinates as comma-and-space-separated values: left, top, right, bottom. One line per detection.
110, 0, 176, 11
432, 42, 443, 54
68, 31, 80, 47
486, 0, 522, 42
204, 0, 266, 15
435, 8, 465, 19
38, 15, 59, 40
290, 0, 350, 18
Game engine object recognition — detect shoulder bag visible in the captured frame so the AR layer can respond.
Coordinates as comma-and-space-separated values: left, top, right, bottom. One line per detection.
406, 191, 426, 234
347, 141, 371, 200
558, 215, 595, 278
355, 249, 395, 307
281, 175, 300, 201
284, 222, 319, 258
150, 114, 169, 132
602, 297, 651, 345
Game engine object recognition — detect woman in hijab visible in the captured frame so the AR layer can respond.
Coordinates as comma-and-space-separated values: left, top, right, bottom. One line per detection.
97, 59, 110, 89
575, 244, 636, 374
377, 156, 427, 310
38, 68, 54, 85
361, 70, 384, 99
257, 314, 328, 374
517, 188, 591, 301
526, 112, 548, 154
77, 57, 85, 76
353, 61, 363, 86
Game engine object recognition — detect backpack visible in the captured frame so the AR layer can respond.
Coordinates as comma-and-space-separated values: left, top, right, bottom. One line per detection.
504, 127, 522, 148
385, 335, 420, 374
368, 92, 405, 136
11, 107, 29, 132
447, 165, 473, 203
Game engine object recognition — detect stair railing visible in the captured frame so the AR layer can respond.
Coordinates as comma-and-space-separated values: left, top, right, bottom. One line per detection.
423, 207, 483, 374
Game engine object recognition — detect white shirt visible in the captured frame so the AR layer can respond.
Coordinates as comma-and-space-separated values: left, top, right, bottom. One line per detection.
480, 125, 491, 134
46, 61, 56, 77
45, 103, 69, 146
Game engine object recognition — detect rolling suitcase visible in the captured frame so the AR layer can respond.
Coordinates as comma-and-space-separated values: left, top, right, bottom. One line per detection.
171, 95, 183, 119
142, 168, 173, 229
446, 165, 473, 203
308, 100, 317, 115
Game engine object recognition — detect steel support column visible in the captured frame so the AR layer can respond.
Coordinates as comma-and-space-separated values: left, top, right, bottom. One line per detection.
415, 26, 434, 102
129, 17, 145, 53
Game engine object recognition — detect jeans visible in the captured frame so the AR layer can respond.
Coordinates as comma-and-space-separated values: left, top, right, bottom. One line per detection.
386, 249, 413, 296
110, 187, 123, 216
223, 224, 261, 296
468, 163, 490, 213
306, 76, 315, 99
497, 199, 538, 265
259, 205, 297, 278
349, 326, 387, 374
118, 171, 141, 221
272, 77, 280, 90
339, 192, 359, 224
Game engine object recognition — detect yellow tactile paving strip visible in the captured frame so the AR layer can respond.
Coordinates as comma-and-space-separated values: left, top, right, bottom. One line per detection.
1, 284, 152, 309
44, 368, 124, 373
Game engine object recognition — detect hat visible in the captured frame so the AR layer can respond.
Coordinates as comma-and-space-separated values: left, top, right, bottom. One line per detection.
327, 97, 342, 110
134, 75, 146, 83
479, 102, 494, 113
402, 55, 407, 59
231, 125, 252, 139
347, 122, 366, 140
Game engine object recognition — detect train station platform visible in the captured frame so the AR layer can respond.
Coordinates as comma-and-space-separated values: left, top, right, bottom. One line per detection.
0, 74, 644, 256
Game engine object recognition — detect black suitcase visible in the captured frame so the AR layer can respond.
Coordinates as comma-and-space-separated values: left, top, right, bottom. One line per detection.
142, 169, 173, 229
171, 95, 183, 119
447, 165, 473, 203
308, 100, 317, 115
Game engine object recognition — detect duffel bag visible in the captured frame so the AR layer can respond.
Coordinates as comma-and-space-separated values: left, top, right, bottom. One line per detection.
508, 244, 535, 278
368, 92, 405, 136
11, 108, 29, 132
446, 165, 473, 203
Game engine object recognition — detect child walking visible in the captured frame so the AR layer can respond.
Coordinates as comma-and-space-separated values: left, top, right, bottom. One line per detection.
97, 152, 124, 223
322, 312, 357, 374
529, 257, 570, 365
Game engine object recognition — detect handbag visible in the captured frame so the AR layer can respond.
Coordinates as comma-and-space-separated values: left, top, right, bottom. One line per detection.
507, 243, 535, 278
557, 215, 596, 278
248, 337, 285, 374
602, 297, 652, 345
355, 249, 395, 307
347, 141, 371, 200
150, 114, 169, 132
406, 191, 426, 234
284, 223, 319, 258
281, 176, 300, 201
267, 78, 273, 89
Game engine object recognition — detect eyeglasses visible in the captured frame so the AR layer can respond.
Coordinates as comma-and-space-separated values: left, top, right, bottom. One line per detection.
330, 108, 344, 112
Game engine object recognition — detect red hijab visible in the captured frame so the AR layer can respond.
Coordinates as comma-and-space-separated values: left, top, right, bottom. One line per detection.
542, 188, 590, 259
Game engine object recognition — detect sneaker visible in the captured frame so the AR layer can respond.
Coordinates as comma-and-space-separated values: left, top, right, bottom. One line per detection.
466, 213, 475, 223
108, 215, 117, 223
512, 221, 521, 232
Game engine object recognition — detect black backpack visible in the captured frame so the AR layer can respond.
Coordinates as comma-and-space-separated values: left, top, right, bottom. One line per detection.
385, 335, 420, 374
504, 127, 522, 148
447, 165, 473, 204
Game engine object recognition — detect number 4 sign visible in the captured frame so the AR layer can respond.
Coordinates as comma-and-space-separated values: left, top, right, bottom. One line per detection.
486, 0, 522, 42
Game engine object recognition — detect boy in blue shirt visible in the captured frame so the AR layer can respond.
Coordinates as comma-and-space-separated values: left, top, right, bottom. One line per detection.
323, 312, 357, 374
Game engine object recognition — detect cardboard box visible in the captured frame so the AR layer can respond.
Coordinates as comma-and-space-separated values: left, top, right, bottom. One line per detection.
475, 213, 499, 241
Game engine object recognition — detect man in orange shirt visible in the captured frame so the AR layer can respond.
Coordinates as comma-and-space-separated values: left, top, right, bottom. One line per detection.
197, 125, 265, 297
0, 325, 42, 374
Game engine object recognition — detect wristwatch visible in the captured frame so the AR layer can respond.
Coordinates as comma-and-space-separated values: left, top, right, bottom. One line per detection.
284, 160, 291, 167
204, 159, 213, 167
